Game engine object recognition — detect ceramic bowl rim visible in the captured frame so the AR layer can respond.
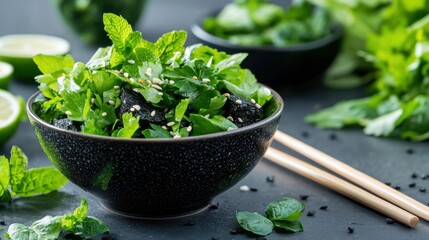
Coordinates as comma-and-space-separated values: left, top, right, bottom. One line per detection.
191, 9, 343, 53
27, 86, 284, 143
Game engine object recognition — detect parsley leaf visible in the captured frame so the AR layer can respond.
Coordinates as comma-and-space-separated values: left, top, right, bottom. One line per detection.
116, 113, 140, 138
189, 114, 237, 136
236, 212, 274, 236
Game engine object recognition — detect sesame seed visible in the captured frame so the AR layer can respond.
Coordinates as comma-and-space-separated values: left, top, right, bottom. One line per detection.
108, 100, 115, 105
139, 79, 144, 84
227, 127, 235, 131
169, 80, 175, 84
302, 131, 309, 137
186, 126, 192, 132
91, 98, 95, 104
133, 105, 141, 111
130, 107, 136, 112
202, 78, 210, 83
205, 114, 210, 118
102, 112, 107, 117
150, 110, 156, 117
133, 88, 139, 92
348, 227, 354, 234
162, 126, 167, 130
320, 205, 328, 210
92, 70, 98, 74
255, 103, 262, 109
152, 77, 162, 84
65, 110, 72, 116
127, 59, 135, 64
409, 182, 416, 188
158, 92, 163, 96
250, 187, 258, 192
173, 135, 181, 139
192, 76, 198, 80
406, 148, 414, 154
227, 116, 234, 122
386, 218, 395, 224
147, 79, 152, 84
240, 185, 250, 192
167, 122, 175, 127
238, 117, 243, 123
266, 176, 275, 182
124, 72, 129, 78
412, 173, 418, 178
307, 211, 316, 217
114, 85, 120, 90
300, 195, 309, 200
152, 84, 162, 90
119, 69, 124, 73
129, 78, 135, 82
251, 99, 256, 104
420, 187, 427, 192
146, 68, 152, 76
223, 93, 231, 97
235, 99, 242, 105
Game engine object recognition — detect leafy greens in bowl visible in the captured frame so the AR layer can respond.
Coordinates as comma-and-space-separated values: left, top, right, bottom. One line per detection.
32, 13, 275, 139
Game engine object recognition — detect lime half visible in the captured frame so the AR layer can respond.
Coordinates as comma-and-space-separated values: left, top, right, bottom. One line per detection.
0, 61, 13, 90
0, 34, 70, 81
0, 89, 21, 145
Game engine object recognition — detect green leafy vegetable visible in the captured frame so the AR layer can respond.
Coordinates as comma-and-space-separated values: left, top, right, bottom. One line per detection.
4, 199, 110, 240
307, 0, 429, 141
236, 197, 305, 236
33, 13, 274, 139
204, 0, 332, 47
0, 146, 67, 202
236, 212, 274, 236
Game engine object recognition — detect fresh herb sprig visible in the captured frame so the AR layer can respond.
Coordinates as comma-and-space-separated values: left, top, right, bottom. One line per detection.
33, 13, 273, 138
306, 0, 429, 141
236, 197, 305, 236
0, 146, 67, 202
4, 199, 109, 240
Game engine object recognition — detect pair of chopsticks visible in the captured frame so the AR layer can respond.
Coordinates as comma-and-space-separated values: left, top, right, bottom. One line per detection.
264, 130, 429, 228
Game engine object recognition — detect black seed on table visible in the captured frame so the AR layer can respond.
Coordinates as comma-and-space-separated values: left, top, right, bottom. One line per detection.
411, 173, 418, 179
320, 205, 328, 210
384, 182, 391, 186
307, 211, 316, 217
266, 176, 275, 183
420, 187, 427, 193
209, 202, 219, 210
302, 131, 309, 138
0, 220, 5, 225
422, 175, 427, 180
386, 218, 395, 224
250, 188, 258, 192
211, 237, 220, 240
409, 182, 416, 188
229, 229, 238, 235
348, 227, 354, 234
184, 221, 196, 226
329, 133, 337, 140
394, 185, 401, 190
406, 148, 414, 155
300, 195, 309, 200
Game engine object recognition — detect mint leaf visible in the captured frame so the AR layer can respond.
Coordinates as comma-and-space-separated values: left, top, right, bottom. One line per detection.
11, 167, 68, 197
0, 156, 10, 197
74, 216, 110, 238
142, 124, 173, 139
9, 146, 28, 186
73, 199, 89, 220
265, 198, 306, 221
154, 30, 187, 63
30, 216, 62, 240
189, 114, 237, 136
33, 54, 75, 75
62, 90, 92, 122
236, 211, 274, 236
103, 13, 133, 51
4, 223, 37, 240
273, 220, 304, 233
215, 53, 248, 72
188, 44, 230, 65
116, 113, 140, 138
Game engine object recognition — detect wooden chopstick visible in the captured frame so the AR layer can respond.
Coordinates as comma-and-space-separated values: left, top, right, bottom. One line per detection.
265, 147, 419, 227
273, 130, 429, 222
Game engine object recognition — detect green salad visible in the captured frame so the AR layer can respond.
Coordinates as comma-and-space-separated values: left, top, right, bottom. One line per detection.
32, 13, 274, 139
203, 0, 332, 47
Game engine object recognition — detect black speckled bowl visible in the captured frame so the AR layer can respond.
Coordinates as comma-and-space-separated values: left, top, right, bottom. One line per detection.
26, 88, 283, 219
192, 12, 343, 88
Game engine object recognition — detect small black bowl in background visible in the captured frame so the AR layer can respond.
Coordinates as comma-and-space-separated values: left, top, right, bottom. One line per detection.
192, 14, 343, 89
27, 87, 283, 219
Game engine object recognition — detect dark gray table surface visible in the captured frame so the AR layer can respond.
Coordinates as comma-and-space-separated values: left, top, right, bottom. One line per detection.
1, 0, 429, 239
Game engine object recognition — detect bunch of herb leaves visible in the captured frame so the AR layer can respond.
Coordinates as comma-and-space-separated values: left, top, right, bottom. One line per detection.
4, 199, 109, 240
204, 0, 332, 47
0, 146, 67, 202
34, 13, 273, 139
236, 197, 305, 236
307, 0, 429, 141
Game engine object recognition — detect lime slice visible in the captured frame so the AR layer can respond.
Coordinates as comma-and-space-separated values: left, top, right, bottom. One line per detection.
0, 61, 13, 90
0, 34, 70, 81
0, 89, 21, 145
